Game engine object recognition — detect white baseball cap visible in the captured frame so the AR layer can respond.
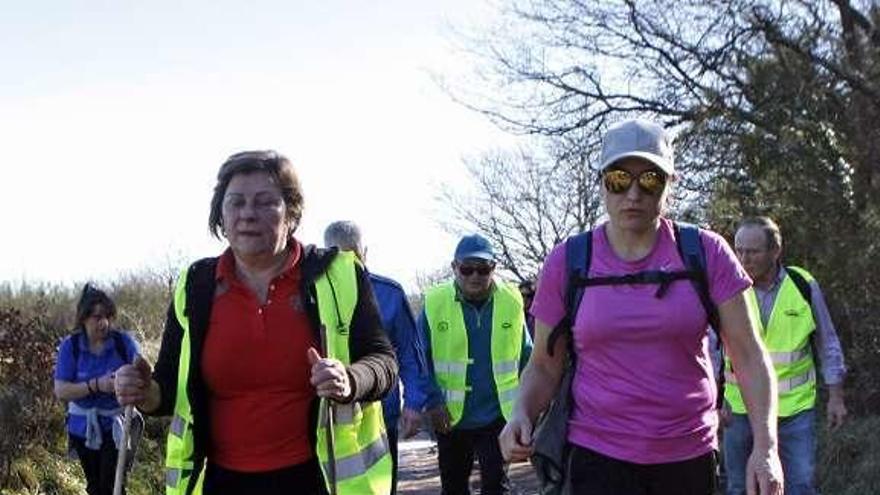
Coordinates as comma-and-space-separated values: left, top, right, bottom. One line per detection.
599, 119, 675, 175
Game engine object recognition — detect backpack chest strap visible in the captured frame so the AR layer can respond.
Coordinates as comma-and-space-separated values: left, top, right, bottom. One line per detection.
574, 270, 700, 298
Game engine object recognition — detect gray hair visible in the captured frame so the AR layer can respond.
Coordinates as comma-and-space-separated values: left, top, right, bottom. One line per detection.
324, 220, 363, 254
738, 216, 783, 250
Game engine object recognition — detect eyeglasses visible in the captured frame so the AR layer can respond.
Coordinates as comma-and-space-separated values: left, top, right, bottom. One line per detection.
222, 193, 285, 215
458, 264, 494, 277
602, 168, 667, 195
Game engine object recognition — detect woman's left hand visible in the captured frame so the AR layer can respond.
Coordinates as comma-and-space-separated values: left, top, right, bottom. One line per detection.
307, 347, 352, 401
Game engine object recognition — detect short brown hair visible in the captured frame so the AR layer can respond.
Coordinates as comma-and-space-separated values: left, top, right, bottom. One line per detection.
738, 216, 782, 250
208, 150, 304, 239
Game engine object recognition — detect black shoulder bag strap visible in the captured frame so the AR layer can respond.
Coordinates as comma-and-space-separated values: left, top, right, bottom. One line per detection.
784, 266, 813, 309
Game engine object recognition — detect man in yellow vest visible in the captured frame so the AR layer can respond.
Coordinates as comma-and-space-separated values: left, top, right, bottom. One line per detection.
419, 234, 532, 495
723, 216, 847, 495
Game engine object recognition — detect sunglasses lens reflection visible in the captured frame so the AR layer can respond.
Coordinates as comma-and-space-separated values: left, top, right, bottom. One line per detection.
638, 171, 666, 195
603, 169, 633, 194
602, 169, 666, 195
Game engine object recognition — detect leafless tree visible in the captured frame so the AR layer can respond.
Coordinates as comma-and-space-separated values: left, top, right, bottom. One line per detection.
440, 145, 603, 281
445, 0, 879, 206
440, 0, 880, 413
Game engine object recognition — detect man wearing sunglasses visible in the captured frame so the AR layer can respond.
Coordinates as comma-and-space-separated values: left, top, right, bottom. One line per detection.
417, 234, 533, 495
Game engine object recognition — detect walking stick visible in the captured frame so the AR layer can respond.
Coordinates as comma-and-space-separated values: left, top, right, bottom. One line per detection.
113, 405, 133, 495
321, 325, 339, 495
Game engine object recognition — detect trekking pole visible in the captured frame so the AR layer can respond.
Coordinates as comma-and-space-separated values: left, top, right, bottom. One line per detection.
113, 405, 133, 495
321, 325, 339, 495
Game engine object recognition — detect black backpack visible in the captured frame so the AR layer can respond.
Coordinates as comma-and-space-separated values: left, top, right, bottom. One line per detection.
532, 222, 720, 494
547, 222, 719, 355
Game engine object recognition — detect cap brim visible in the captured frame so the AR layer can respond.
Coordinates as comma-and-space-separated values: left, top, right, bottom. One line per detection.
600, 151, 674, 175
455, 252, 495, 262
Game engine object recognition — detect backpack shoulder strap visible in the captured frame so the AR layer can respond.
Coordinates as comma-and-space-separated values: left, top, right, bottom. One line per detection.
547, 231, 592, 357
674, 221, 727, 409
784, 266, 813, 308
673, 222, 720, 332
564, 231, 592, 327
71, 331, 82, 366
110, 330, 133, 364
73, 330, 133, 365
565, 231, 592, 303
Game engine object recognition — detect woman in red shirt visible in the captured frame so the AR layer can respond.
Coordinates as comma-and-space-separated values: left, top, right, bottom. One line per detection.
115, 150, 397, 495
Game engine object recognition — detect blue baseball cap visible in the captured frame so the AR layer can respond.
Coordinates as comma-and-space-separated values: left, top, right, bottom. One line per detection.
454, 234, 495, 262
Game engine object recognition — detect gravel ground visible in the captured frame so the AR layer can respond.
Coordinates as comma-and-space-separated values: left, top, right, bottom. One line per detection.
396, 433, 540, 495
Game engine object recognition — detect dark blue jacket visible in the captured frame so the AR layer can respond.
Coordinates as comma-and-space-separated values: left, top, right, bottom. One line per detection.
368, 272, 430, 428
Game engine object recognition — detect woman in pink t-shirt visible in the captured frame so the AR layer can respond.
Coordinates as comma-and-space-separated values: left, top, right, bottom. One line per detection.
499, 120, 784, 495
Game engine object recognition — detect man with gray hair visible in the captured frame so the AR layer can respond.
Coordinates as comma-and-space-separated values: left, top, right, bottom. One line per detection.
324, 220, 429, 495
724, 216, 847, 495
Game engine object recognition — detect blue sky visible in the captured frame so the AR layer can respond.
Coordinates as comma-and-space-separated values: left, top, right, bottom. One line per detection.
0, 1, 514, 291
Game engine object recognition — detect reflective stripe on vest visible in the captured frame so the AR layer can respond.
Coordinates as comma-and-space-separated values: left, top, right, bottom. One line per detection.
323, 403, 361, 426
434, 360, 470, 375
165, 266, 200, 495
425, 281, 524, 426
725, 367, 817, 393
322, 432, 390, 481
314, 251, 392, 495
493, 360, 518, 375
724, 266, 817, 417
769, 348, 812, 365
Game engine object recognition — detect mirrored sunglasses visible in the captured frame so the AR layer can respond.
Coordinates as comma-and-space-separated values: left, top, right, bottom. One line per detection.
602, 168, 667, 195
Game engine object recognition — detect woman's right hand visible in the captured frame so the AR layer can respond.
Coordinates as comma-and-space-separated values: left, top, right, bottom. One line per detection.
114, 355, 153, 407
499, 411, 534, 462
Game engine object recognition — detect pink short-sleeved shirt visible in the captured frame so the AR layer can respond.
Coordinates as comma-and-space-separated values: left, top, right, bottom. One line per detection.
531, 218, 751, 464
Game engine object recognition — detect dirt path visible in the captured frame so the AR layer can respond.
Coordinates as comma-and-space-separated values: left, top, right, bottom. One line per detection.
397, 434, 539, 495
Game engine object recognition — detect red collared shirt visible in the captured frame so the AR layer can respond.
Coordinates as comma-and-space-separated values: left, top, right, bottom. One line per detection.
202, 242, 318, 472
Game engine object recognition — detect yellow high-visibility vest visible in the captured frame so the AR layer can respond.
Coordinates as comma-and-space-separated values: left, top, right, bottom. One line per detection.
425, 281, 524, 426
724, 266, 817, 417
164, 252, 391, 495
313, 252, 392, 495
